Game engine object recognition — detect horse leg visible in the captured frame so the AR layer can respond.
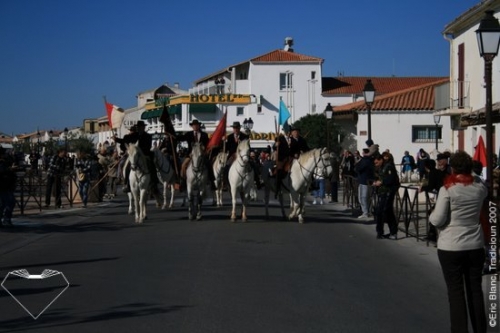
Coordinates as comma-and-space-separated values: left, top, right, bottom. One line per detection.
127, 193, 134, 215
230, 188, 237, 222
133, 192, 141, 223
196, 193, 203, 221
240, 190, 247, 222
161, 182, 167, 209
168, 184, 175, 209
298, 194, 305, 224
187, 189, 194, 221
139, 189, 148, 223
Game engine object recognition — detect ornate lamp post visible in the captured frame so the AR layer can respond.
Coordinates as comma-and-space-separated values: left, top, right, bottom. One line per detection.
476, 10, 500, 199
324, 103, 333, 150
243, 117, 254, 135
363, 79, 376, 142
433, 115, 441, 151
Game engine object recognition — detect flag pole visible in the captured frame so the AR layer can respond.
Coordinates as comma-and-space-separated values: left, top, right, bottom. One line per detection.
163, 102, 179, 178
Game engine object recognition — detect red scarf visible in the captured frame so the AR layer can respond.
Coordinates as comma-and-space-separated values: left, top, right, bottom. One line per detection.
443, 174, 474, 189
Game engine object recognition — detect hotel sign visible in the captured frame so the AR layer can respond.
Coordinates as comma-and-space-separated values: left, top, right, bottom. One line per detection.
146, 94, 253, 109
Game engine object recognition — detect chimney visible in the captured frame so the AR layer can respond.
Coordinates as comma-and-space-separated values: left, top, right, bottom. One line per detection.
174, 82, 179, 88
284, 37, 294, 52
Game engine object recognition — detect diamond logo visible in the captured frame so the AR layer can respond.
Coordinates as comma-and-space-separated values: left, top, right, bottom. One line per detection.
1, 269, 70, 320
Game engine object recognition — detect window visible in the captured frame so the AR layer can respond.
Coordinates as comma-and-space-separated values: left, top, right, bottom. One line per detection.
280, 73, 293, 90
257, 105, 262, 113
236, 107, 244, 116
412, 126, 441, 142
311, 71, 316, 80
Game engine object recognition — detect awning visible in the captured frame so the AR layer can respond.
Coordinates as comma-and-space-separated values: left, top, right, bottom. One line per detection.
189, 104, 216, 113
459, 102, 500, 127
141, 105, 182, 120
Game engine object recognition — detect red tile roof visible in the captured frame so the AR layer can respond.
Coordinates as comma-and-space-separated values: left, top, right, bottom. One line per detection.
251, 49, 323, 63
194, 49, 323, 84
322, 77, 447, 95
333, 78, 449, 112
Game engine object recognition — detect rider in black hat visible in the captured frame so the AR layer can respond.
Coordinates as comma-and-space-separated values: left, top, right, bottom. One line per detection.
223, 121, 251, 189
175, 119, 216, 190
289, 126, 309, 159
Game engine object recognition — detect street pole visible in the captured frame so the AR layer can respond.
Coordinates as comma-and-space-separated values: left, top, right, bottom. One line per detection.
367, 103, 372, 142
485, 55, 494, 199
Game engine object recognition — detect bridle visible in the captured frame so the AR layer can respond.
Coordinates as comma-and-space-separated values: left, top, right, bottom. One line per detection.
296, 148, 331, 181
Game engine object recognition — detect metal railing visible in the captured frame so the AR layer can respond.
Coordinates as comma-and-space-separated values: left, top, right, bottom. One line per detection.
342, 175, 435, 244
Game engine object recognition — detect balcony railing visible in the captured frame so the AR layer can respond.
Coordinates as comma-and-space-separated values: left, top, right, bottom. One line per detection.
434, 80, 470, 111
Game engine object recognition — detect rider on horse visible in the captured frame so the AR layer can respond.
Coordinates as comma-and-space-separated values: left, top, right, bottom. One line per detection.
273, 126, 309, 198
113, 121, 160, 196
175, 119, 216, 191
224, 121, 251, 189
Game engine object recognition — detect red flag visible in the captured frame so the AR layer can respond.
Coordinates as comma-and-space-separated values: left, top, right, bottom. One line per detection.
105, 102, 125, 129
206, 112, 227, 151
473, 136, 487, 166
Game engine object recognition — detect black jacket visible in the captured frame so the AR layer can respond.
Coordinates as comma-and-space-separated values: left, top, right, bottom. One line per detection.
225, 132, 249, 157
176, 131, 209, 154
289, 136, 309, 158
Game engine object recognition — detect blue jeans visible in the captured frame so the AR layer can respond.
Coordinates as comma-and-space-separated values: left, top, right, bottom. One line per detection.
312, 179, 325, 199
78, 181, 90, 205
0, 190, 15, 222
358, 184, 371, 215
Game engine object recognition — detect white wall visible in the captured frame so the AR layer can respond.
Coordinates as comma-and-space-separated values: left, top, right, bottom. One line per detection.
356, 111, 452, 162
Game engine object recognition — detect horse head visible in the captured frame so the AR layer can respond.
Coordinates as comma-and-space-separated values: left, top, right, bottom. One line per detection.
127, 142, 143, 171
317, 148, 333, 178
236, 139, 251, 164
190, 142, 205, 171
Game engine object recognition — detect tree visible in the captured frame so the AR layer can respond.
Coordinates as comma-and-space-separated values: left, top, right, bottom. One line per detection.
291, 114, 343, 153
68, 133, 95, 154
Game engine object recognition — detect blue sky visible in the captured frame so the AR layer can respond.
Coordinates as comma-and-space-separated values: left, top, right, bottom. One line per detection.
0, 0, 480, 135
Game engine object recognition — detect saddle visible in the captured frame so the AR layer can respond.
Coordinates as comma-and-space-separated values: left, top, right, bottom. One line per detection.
270, 158, 291, 177
180, 157, 191, 179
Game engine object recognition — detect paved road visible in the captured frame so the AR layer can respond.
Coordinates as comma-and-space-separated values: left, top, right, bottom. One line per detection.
0, 193, 450, 332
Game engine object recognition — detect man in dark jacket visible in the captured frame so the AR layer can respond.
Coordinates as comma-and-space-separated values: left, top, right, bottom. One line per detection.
45, 148, 67, 208
288, 127, 309, 159
373, 153, 400, 239
355, 148, 374, 218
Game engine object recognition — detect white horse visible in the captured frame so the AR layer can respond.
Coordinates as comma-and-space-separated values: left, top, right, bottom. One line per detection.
228, 139, 254, 222
262, 148, 332, 223
186, 143, 208, 221
212, 151, 228, 207
152, 147, 177, 209
125, 143, 151, 223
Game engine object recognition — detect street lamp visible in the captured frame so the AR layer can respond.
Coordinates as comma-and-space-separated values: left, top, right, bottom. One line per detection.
243, 117, 254, 135
324, 103, 333, 150
433, 115, 441, 151
363, 79, 376, 142
476, 10, 500, 199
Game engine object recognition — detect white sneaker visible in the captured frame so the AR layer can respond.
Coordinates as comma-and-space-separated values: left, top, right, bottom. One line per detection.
358, 214, 368, 219
320, 200, 324, 205
312, 200, 317, 205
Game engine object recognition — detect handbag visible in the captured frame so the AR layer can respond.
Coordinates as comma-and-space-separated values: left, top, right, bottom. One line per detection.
78, 171, 87, 182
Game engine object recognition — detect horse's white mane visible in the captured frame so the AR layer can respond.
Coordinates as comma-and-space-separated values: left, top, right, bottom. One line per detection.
297, 148, 321, 164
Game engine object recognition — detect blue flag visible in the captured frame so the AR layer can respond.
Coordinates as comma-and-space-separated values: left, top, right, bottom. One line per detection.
279, 100, 291, 126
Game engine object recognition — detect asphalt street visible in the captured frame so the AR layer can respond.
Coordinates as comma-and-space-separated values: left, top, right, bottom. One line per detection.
0, 192, 450, 333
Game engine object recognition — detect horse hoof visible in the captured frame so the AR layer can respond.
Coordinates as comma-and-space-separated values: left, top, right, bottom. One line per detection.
189, 215, 194, 221
128, 211, 134, 215
196, 215, 202, 221
231, 217, 236, 222
242, 217, 248, 223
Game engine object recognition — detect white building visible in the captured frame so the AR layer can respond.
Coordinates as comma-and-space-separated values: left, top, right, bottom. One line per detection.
438, 0, 500, 157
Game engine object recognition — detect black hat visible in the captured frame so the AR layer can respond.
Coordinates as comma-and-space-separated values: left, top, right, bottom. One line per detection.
136, 120, 146, 127
290, 126, 300, 132
190, 119, 201, 126
231, 121, 241, 128
436, 153, 448, 161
